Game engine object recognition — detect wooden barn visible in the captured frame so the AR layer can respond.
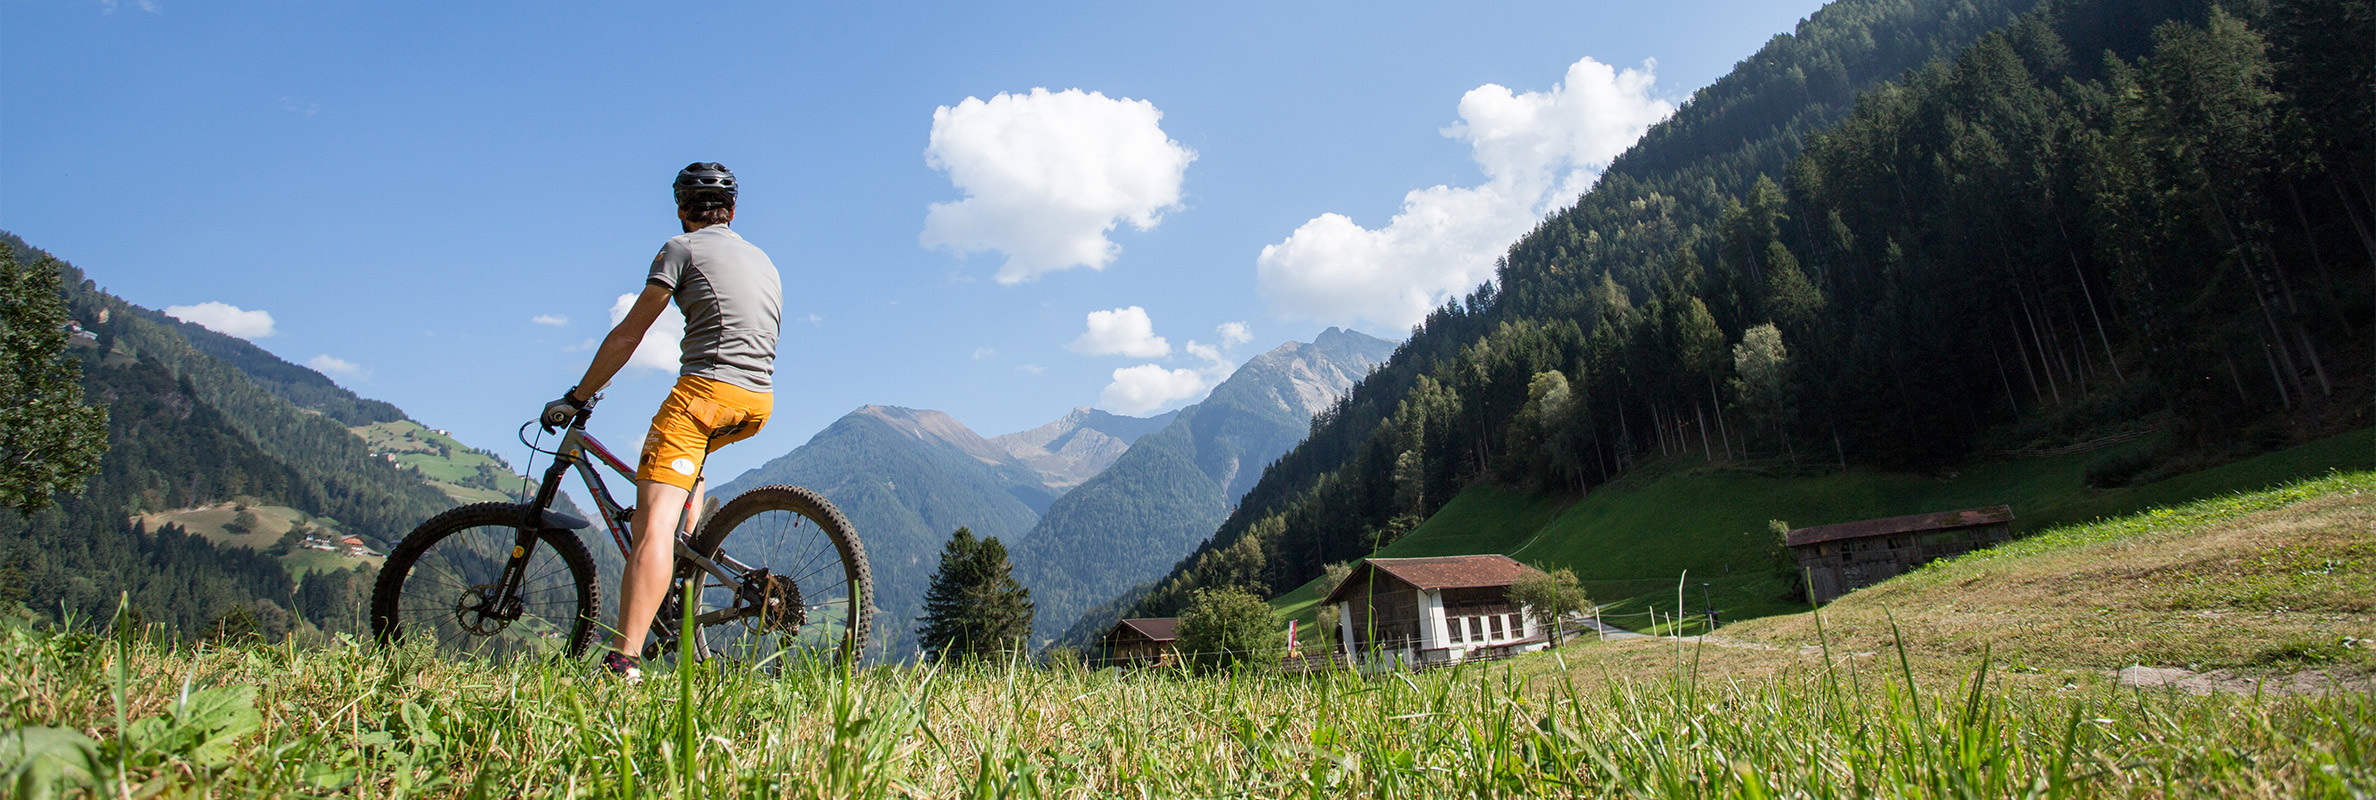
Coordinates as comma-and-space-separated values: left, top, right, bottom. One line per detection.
1787, 505, 2016, 603
1323, 555, 1550, 670
1099, 617, 1181, 667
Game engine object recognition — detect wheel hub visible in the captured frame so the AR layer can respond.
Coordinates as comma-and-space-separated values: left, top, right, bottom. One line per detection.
452, 584, 518, 636
739, 570, 804, 633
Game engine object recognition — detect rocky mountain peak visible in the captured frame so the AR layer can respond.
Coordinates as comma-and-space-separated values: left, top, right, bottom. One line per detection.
992, 407, 1178, 490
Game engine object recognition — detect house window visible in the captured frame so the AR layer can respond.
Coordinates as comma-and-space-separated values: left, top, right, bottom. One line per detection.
1488, 615, 1504, 639
1507, 613, 1522, 637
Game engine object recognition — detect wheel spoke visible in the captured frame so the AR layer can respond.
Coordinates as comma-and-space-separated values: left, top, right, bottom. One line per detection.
373, 509, 595, 664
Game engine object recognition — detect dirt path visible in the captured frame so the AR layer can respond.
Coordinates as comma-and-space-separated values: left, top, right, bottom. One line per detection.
2115, 665, 2376, 696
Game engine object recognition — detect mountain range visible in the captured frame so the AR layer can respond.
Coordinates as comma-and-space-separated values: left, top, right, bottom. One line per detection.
1008, 328, 1396, 646
0, 231, 519, 639
4, 226, 1391, 658
713, 328, 1393, 658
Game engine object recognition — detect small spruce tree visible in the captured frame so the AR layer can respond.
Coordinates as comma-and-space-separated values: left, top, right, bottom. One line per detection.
915, 527, 1034, 661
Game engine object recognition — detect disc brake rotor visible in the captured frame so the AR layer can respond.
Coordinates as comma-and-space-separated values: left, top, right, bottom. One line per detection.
453, 584, 512, 636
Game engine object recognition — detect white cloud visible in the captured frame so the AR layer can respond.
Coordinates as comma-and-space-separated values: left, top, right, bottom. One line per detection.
1215, 321, 1253, 348
1017, 364, 1046, 375
164, 301, 276, 340
307, 354, 367, 380
608, 293, 685, 374
1257, 56, 1672, 331
1183, 340, 1221, 364
1100, 364, 1213, 414
532, 314, 569, 327
972, 347, 997, 360
922, 88, 1196, 284
1096, 332, 1240, 414
1069, 306, 1170, 358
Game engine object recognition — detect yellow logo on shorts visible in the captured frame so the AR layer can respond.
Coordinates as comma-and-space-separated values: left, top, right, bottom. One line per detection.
671, 457, 696, 476
512, 545, 525, 558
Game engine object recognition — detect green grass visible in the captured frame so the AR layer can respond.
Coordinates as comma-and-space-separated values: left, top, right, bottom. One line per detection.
2, 620, 2366, 797
351, 420, 511, 488
1698, 470, 2376, 672
1353, 428, 2373, 635
7, 474, 2372, 797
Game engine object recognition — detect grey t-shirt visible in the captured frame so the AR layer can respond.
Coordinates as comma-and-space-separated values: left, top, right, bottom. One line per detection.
647, 225, 782, 392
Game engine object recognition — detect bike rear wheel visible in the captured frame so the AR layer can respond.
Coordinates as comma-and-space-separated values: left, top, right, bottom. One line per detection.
370, 503, 600, 663
682, 485, 872, 666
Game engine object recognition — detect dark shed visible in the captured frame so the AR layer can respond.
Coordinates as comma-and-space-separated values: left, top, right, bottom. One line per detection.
1786, 506, 2015, 603
1100, 617, 1181, 667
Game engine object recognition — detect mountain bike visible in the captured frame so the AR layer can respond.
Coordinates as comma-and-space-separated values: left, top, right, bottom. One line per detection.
368, 394, 872, 666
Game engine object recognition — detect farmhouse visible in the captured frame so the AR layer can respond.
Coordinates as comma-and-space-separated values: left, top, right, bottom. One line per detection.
1324, 555, 1549, 670
1098, 617, 1181, 667
1787, 505, 2015, 603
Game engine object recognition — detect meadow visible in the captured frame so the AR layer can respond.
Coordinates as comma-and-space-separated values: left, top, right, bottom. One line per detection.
1272, 428, 2376, 636
5, 474, 2372, 798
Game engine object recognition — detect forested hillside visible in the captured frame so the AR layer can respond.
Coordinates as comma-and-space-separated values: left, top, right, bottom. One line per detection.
1105, 0, 2372, 630
0, 232, 502, 640
714, 405, 1069, 658
1013, 328, 1394, 646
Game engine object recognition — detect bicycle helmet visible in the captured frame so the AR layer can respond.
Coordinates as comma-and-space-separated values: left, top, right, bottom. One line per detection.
673, 162, 737, 210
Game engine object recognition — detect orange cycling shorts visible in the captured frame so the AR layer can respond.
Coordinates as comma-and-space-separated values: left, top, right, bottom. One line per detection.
636, 374, 771, 490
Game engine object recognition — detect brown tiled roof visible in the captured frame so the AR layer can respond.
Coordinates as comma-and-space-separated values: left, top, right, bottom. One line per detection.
1108, 617, 1180, 643
1785, 505, 2015, 548
1323, 555, 1544, 604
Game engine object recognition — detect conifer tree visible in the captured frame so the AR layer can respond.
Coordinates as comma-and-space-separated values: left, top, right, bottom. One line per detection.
0, 244, 108, 514
915, 527, 1034, 661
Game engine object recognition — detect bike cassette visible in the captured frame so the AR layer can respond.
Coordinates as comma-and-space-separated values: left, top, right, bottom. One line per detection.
736, 570, 805, 633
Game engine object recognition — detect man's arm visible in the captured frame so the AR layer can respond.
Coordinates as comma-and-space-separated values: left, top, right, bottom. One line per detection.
568, 283, 674, 402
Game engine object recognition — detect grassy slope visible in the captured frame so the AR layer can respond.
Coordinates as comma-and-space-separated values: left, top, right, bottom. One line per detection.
1519, 470, 2376, 687
351, 420, 515, 505
132, 503, 384, 576
1277, 428, 2374, 634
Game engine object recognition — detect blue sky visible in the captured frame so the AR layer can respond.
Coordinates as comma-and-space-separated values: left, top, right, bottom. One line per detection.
4, 0, 1827, 482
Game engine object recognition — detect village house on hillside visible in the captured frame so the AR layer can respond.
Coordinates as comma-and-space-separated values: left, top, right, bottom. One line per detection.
1787, 505, 2015, 603
1098, 617, 1180, 667
1324, 555, 1550, 671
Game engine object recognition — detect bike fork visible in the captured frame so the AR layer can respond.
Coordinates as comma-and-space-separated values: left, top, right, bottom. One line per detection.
486, 527, 542, 622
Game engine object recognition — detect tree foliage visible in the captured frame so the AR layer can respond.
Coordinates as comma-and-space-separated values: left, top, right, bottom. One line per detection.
0, 244, 107, 514
1103, 0, 2372, 636
1507, 568, 1592, 645
0, 231, 501, 641
915, 527, 1034, 661
1175, 586, 1283, 671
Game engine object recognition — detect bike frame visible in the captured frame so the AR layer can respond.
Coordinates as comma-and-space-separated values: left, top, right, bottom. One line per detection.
496, 404, 766, 654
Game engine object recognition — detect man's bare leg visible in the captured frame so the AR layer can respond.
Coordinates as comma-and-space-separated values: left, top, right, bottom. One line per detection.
613, 478, 691, 654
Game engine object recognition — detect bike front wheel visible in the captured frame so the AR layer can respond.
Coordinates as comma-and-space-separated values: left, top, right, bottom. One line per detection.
369, 503, 600, 663
683, 485, 873, 666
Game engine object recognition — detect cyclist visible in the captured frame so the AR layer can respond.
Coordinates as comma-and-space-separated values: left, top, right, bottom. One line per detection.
541, 162, 783, 680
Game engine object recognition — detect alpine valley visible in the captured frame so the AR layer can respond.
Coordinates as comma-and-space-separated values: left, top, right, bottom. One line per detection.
714, 328, 1395, 658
